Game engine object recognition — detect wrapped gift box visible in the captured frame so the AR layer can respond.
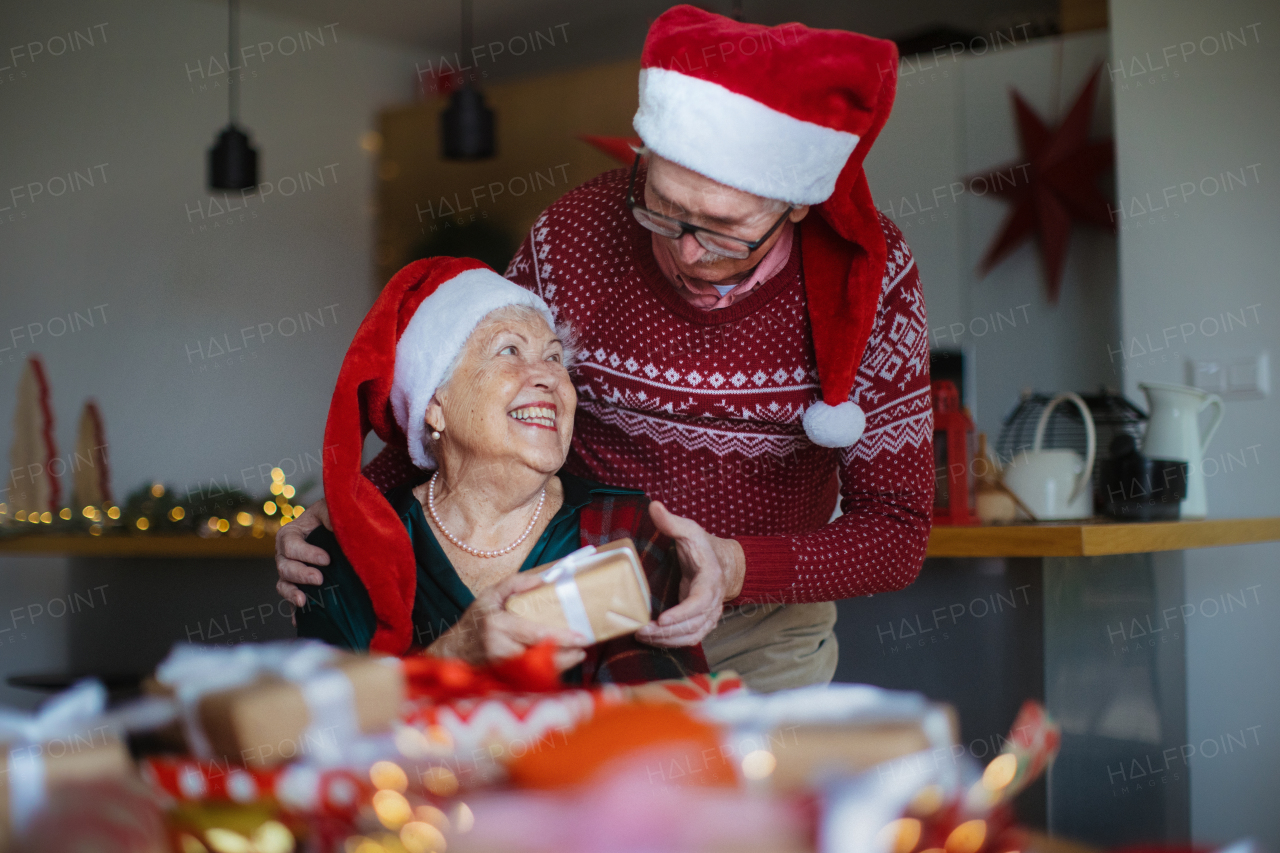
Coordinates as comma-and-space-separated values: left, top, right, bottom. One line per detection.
699, 684, 960, 792
154, 644, 406, 770
761, 720, 937, 791
194, 653, 403, 768
1, 735, 132, 847
504, 540, 651, 644
396, 669, 744, 790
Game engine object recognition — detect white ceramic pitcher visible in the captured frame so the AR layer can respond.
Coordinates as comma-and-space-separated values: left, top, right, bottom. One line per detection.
1139, 381, 1224, 519
1003, 392, 1097, 520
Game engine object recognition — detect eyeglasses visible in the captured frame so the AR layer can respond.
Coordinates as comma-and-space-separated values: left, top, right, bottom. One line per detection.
625, 153, 792, 261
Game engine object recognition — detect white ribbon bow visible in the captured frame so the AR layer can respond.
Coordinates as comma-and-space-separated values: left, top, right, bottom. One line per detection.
540, 545, 600, 643
0, 679, 106, 745
155, 640, 359, 766
0, 679, 107, 834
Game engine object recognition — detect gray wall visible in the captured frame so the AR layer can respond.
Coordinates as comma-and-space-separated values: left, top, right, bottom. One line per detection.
1108, 0, 1280, 846
865, 31, 1119, 437
0, 0, 422, 507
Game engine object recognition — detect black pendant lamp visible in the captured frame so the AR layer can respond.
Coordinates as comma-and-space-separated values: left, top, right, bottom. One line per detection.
208, 0, 259, 190
441, 0, 495, 160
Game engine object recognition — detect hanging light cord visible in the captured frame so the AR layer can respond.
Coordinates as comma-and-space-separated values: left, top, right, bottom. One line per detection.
1049, 37, 1064, 122
227, 0, 240, 126
460, 0, 473, 60
457, 0, 474, 88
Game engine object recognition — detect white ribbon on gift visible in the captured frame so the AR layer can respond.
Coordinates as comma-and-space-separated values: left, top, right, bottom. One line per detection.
699, 683, 962, 795
539, 545, 600, 643
155, 640, 361, 766
0, 679, 107, 834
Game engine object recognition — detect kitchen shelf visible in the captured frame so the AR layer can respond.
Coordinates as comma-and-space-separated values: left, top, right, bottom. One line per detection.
4, 518, 1277, 561
926, 517, 1280, 558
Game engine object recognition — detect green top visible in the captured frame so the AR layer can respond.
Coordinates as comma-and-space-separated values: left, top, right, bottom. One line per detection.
295, 472, 639, 653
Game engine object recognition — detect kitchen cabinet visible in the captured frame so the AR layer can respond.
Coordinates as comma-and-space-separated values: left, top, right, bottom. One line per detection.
834, 518, 1280, 845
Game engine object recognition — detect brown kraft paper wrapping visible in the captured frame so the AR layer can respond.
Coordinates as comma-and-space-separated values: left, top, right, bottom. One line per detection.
0, 734, 131, 846
195, 654, 404, 768
504, 539, 652, 643
743, 706, 957, 791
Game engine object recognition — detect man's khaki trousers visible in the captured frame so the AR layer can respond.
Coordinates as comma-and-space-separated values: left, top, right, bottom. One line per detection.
701, 601, 839, 693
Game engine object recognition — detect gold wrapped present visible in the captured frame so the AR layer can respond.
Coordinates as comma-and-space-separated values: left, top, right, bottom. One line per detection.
701, 687, 959, 793
156, 642, 405, 769
505, 540, 652, 643
0, 734, 131, 847
761, 720, 941, 791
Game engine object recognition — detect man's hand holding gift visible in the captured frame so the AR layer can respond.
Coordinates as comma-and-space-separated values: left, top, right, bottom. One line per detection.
637, 501, 745, 648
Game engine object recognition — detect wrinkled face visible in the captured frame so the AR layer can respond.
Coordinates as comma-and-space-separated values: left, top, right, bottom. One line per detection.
644, 153, 808, 283
427, 306, 575, 478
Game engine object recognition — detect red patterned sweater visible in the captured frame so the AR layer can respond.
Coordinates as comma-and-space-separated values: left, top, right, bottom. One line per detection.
366, 167, 933, 605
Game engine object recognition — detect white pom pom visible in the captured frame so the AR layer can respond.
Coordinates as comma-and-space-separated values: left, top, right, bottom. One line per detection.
275, 765, 320, 811
803, 400, 866, 448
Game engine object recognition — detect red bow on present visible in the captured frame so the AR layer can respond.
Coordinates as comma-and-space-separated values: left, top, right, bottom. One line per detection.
400, 643, 564, 702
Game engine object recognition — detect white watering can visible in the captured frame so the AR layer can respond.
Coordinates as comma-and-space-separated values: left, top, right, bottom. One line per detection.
1003, 392, 1097, 520
1139, 381, 1224, 519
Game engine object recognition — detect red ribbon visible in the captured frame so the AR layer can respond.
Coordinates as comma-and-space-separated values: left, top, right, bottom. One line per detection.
400, 643, 564, 702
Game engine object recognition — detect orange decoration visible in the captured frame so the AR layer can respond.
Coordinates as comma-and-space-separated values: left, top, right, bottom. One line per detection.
508, 703, 736, 790
945, 819, 988, 853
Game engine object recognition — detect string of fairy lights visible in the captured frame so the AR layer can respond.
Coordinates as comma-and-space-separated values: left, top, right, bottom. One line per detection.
0, 467, 307, 538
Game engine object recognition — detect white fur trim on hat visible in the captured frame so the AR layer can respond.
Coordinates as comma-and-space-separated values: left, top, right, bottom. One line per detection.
802, 400, 866, 448
633, 67, 859, 206
390, 268, 555, 469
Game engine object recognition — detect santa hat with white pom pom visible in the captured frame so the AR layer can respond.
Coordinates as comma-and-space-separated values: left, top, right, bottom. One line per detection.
633, 6, 900, 448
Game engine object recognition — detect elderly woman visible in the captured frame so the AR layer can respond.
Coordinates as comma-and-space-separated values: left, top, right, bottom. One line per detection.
296, 257, 706, 685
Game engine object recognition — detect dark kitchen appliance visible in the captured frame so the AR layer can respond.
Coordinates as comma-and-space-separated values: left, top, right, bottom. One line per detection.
1098, 434, 1188, 521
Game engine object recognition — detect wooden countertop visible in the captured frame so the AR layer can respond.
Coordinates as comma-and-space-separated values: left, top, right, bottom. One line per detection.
2, 517, 1277, 560
926, 517, 1280, 558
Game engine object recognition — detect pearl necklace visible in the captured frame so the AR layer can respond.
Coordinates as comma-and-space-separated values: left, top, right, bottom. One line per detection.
426, 472, 546, 558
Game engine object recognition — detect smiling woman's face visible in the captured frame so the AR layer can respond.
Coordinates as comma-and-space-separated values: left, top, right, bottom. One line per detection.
427, 306, 575, 478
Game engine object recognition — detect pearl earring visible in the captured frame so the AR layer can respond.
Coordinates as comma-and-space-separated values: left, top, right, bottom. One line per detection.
431, 429, 441, 440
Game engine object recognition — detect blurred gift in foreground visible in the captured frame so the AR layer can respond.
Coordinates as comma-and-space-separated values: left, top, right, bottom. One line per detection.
153, 642, 404, 769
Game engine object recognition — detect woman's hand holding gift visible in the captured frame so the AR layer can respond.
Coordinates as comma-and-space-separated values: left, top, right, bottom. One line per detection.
429, 571, 590, 672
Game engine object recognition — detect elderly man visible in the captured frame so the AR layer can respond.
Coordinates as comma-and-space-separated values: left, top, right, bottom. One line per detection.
277, 6, 933, 692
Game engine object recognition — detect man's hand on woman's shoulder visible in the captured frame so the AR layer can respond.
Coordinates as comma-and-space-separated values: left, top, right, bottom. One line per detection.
275, 500, 332, 610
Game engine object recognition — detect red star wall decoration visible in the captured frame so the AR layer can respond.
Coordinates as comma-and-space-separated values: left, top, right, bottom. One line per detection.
578, 134, 643, 164
972, 64, 1115, 302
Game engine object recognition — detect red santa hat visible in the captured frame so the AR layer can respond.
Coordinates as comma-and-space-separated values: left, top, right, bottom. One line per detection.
633, 6, 899, 447
323, 256, 554, 654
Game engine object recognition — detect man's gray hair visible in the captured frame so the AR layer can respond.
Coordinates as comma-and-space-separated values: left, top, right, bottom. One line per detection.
637, 145, 789, 213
